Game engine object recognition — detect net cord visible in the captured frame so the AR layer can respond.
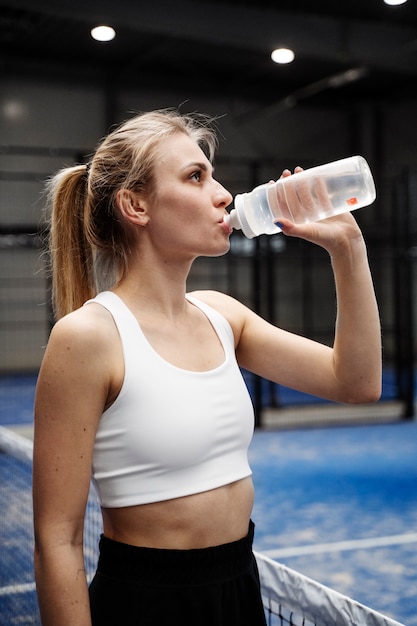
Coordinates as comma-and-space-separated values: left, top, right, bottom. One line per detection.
0, 424, 33, 463
254, 551, 405, 626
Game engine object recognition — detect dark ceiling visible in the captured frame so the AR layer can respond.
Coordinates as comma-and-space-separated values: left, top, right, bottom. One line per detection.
2, 0, 417, 116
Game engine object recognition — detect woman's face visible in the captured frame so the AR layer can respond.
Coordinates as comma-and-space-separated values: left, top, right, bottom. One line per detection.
144, 132, 233, 260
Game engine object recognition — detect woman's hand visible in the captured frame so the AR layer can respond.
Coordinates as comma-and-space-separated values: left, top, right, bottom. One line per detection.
274, 167, 364, 256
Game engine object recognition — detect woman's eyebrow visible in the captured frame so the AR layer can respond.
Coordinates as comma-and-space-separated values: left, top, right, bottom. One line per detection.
181, 161, 212, 173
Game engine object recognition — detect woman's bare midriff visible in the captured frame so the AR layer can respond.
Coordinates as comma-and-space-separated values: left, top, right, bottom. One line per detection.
101, 476, 254, 549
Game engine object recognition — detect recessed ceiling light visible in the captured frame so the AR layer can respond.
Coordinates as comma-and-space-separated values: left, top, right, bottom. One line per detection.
91, 25, 116, 42
383, 0, 407, 5
271, 48, 295, 65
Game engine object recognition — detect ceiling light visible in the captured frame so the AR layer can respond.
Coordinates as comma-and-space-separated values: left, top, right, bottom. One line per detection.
91, 25, 116, 42
2, 99, 28, 121
271, 48, 295, 65
383, 0, 407, 5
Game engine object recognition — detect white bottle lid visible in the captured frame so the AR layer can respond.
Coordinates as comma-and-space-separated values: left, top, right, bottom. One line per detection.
225, 196, 258, 239
224, 208, 241, 230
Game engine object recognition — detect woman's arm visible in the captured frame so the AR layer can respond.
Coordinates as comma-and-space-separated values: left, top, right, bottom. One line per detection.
33, 307, 117, 625
194, 212, 381, 404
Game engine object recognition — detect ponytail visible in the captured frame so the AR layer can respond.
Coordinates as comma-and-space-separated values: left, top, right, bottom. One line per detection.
46, 165, 94, 319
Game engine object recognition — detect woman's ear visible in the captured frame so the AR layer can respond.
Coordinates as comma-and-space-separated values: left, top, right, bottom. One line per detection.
116, 189, 150, 226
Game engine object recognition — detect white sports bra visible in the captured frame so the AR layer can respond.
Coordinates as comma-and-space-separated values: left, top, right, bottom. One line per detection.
85, 291, 254, 508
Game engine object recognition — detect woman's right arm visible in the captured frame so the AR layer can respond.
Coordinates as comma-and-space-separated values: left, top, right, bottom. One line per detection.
33, 308, 113, 626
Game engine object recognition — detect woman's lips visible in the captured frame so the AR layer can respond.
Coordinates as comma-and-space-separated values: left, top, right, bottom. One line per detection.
220, 216, 233, 234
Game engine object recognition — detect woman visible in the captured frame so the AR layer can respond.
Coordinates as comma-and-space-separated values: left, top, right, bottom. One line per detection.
32, 109, 381, 626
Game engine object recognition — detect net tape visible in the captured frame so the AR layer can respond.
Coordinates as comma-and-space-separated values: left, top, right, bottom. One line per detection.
0, 426, 406, 626
254, 551, 405, 626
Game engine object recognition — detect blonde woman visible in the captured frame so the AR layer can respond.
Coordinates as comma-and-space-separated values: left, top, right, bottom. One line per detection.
33, 109, 381, 626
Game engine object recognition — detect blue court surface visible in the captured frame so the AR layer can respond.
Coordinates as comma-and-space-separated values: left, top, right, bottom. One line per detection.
1, 374, 416, 625
250, 422, 417, 625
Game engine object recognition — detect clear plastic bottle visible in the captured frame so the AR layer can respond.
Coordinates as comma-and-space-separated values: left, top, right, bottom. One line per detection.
225, 155, 376, 239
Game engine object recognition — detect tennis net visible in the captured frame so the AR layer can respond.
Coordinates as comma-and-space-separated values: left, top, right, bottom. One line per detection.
0, 425, 406, 626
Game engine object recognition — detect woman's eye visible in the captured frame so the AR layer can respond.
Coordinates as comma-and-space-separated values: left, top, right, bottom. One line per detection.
190, 170, 202, 182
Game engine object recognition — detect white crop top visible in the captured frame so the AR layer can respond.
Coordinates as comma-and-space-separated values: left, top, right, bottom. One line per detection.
85, 291, 254, 508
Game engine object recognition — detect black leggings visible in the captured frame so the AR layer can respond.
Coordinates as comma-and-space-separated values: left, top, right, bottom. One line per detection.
89, 520, 267, 626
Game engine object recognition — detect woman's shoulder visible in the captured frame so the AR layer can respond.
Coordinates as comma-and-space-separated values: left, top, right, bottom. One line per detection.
188, 289, 246, 313
48, 300, 118, 358
188, 290, 250, 337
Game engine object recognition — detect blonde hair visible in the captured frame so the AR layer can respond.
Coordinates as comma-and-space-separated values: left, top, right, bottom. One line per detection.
45, 109, 218, 319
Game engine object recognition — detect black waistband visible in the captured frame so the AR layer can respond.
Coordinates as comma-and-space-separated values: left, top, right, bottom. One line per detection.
95, 520, 255, 586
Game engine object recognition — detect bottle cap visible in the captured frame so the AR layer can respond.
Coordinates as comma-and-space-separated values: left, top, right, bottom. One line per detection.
229, 196, 258, 239
224, 208, 242, 231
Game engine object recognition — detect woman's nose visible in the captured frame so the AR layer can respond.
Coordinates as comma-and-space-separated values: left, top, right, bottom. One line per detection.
215, 182, 233, 208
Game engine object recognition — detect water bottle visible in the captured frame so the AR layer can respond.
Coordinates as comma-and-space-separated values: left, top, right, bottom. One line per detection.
225, 155, 376, 239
